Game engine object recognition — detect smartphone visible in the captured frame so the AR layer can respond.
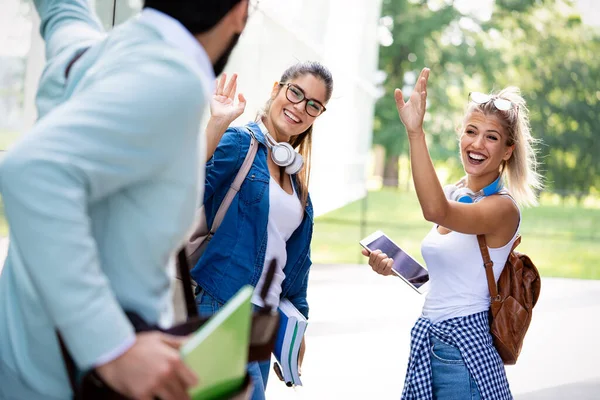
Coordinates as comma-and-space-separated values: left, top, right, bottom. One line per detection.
360, 230, 430, 294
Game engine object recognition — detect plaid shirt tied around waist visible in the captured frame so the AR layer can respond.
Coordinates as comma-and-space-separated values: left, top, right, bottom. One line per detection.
401, 311, 513, 400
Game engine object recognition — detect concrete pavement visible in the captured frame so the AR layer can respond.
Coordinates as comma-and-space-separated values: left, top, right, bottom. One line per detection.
1, 238, 599, 399
264, 264, 600, 399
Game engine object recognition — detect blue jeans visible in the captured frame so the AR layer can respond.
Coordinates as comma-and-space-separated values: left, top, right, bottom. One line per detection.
195, 288, 270, 400
430, 336, 481, 400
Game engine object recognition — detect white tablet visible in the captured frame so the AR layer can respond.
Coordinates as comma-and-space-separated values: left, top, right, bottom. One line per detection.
360, 230, 430, 294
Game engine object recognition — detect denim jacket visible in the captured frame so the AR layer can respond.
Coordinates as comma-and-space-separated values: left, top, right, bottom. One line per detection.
191, 122, 314, 318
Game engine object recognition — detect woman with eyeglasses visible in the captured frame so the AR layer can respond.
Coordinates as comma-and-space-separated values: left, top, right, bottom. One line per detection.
363, 68, 542, 399
191, 61, 333, 400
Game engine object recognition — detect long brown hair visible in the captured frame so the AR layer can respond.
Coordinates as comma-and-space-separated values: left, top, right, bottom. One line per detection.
261, 61, 334, 209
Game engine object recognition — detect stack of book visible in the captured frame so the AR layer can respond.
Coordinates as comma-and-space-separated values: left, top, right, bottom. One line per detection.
273, 299, 308, 387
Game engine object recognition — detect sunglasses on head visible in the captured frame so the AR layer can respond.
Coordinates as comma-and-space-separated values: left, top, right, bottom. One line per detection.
469, 92, 517, 113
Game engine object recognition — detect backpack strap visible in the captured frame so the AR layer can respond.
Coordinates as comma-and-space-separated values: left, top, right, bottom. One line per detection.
178, 127, 258, 317
177, 248, 198, 319
510, 235, 521, 253
208, 127, 258, 235
477, 235, 501, 302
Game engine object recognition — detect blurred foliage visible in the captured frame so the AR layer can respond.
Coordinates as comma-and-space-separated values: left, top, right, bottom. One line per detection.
374, 0, 600, 197
313, 189, 600, 279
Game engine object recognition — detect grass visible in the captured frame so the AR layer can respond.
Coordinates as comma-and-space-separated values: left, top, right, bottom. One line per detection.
312, 189, 600, 280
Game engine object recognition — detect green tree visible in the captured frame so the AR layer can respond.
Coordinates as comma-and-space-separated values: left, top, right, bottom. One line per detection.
479, 1, 600, 198
374, 0, 460, 187
375, 0, 557, 188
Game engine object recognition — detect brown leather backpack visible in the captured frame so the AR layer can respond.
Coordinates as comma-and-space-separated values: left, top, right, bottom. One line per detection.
477, 235, 541, 365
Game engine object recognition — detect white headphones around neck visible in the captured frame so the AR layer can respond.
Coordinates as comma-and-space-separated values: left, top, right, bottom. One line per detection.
257, 120, 304, 175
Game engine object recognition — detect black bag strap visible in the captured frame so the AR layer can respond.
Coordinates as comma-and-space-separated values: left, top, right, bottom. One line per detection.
57, 248, 197, 396
177, 248, 198, 318
58, 249, 278, 396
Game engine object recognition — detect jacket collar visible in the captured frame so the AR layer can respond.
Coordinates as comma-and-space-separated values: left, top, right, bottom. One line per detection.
245, 121, 268, 147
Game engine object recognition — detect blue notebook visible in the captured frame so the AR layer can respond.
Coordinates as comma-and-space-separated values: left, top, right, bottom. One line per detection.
273, 299, 307, 386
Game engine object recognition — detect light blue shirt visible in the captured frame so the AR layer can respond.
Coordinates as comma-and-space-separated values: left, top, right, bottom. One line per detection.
0, 1, 214, 398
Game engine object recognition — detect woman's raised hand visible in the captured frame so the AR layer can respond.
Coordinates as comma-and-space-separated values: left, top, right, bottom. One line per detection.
394, 68, 430, 138
210, 73, 247, 125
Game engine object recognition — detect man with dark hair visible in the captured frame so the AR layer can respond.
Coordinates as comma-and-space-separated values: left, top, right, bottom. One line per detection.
144, 0, 246, 76
0, 1, 248, 399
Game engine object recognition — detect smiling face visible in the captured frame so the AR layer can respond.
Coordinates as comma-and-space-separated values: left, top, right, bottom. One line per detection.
266, 74, 328, 142
460, 111, 515, 185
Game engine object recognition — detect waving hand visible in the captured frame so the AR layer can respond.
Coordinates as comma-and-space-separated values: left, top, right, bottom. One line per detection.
210, 73, 247, 124
394, 68, 430, 138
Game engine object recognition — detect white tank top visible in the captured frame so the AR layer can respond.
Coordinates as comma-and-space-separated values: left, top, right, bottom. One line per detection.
421, 196, 520, 323
251, 176, 303, 308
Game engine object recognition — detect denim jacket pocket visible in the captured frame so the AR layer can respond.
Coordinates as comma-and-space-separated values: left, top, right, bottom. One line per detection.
239, 167, 270, 205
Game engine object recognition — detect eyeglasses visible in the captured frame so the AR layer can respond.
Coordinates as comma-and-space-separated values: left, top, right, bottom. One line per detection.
282, 83, 327, 117
469, 92, 517, 113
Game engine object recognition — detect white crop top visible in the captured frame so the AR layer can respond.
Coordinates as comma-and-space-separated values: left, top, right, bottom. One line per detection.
421, 196, 521, 323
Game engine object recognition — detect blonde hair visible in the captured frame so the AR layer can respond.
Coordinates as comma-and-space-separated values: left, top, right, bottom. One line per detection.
462, 87, 543, 207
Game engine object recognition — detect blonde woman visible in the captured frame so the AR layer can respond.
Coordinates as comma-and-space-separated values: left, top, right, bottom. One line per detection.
363, 68, 541, 399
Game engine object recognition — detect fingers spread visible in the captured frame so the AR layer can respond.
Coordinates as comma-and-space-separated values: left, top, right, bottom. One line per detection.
224, 73, 238, 98
421, 68, 430, 93
216, 73, 227, 95
394, 88, 405, 109
237, 93, 247, 112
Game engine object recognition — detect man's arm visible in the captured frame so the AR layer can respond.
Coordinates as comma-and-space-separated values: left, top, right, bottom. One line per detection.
33, 0, 106, 61
0, 57, 204, 368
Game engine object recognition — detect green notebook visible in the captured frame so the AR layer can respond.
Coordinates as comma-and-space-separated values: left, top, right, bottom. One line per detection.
181, 286, 253, 400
